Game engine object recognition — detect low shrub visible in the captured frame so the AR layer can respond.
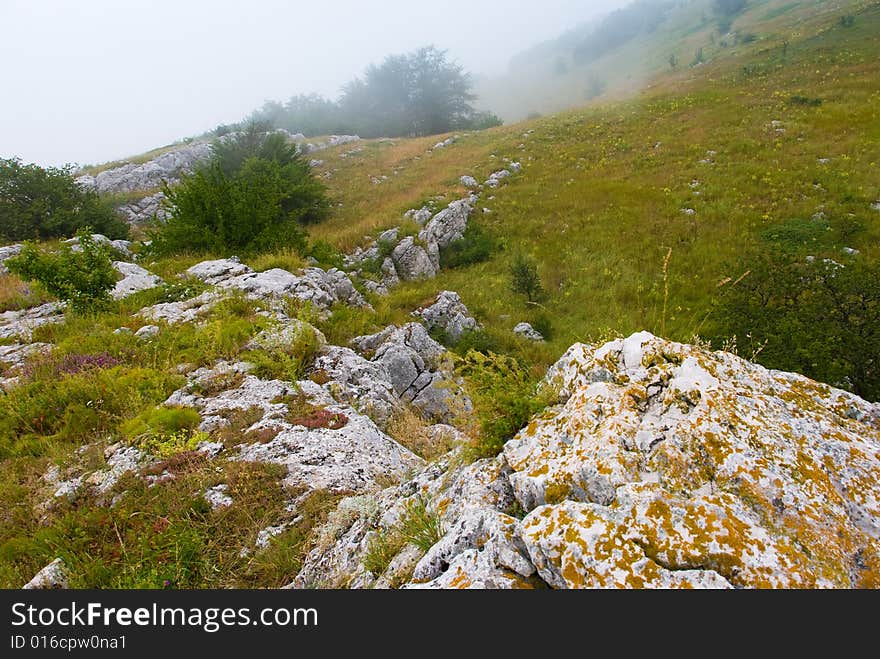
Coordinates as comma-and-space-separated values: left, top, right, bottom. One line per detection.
5, 229, 117, 312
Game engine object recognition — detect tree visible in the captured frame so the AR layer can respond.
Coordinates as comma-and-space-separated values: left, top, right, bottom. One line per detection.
510, 254, 545, 303
246, 46, 494, 139
5, 228, 117, 312
713, 0, 747, 16
0, 158, 128, 243
714, 251, 880, 401
150, 126, 327, 255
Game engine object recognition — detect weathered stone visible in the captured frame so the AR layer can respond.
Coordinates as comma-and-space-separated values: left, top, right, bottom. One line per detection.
23, 558, 69, 590
64, 233, 133, 259
513, 322, 544, 342
460, 175, 479, 188
186, 258, 252, 285
0, 302, 65, 341
485, 169, 511, 187
413, 291, 480, 343
204, 484, 233, 509
117, 191, 169, 226
404, 206, 434, 224
112, 262, 163, 299
391, 237, 437, 281
504, 331, 880, 588
419, 198, 474, 250
138, 291, 220, 325
76, 142, 212, 195
135, 325, 160, 340
0, 342, 51, 370
0, 243, 23, 274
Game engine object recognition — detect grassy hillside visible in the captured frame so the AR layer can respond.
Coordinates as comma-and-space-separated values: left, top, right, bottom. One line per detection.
306, 0, 878, 365
476, 0, 873, 121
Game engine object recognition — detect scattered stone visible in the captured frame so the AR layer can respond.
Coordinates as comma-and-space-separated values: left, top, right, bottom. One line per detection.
513, 322, 544, 342
843, 247, 860, 256
460, 175, 479, 188
135, 325, 160, 340
204, 484, 233, 509
419, 197, 474, 250
404, 206, 434, 224
0, 244, 23, 274
0, 302, 65, 341
485, 170, 511, 188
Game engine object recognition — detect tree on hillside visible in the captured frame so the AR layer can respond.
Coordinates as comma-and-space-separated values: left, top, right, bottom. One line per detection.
246, 47, 499, 139
0, 158, 128, 243
713, 0, 747, 16
150, 126, 328, 255
339, 46, 480, 137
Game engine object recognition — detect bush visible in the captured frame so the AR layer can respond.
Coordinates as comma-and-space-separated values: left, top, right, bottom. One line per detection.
122, 406, 206, 458
0, 158, 128, 243
457, 351, 556, 458
5, 229, 117, 312
714, 251, 880, 401
509, 253, 545, 303
149, 127, 328, 256
440, 223, 496, 269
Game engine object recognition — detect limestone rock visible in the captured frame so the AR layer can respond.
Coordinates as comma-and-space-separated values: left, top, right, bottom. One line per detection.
505, 331, 880, 587
112, 262, 163, 299
76, 142, 212, 195
459, 175, 479, 188
135, 325, 160, 340
419, 198, 474, 250
0, 302, 65, 341
23, 558, 69, 590
413, 291, 480, 343
117, 192, 169, 226
186, 257, 253, 285
0, 243, 23, 274
312, 346, 399, 427
485, 169, 511, 188
404, 206, 434, 225
0, 342, 51, 370
513, 322, 544, 342
391, 237, 438, 281
138, 291, 220, 325
204, 484, 233, 509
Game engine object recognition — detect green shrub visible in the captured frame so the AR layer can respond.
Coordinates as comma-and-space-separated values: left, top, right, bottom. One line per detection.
149, 127, 328, 256
440, 223, 496, 269
0, 367, 182, 458
713, 251, 880, 401
397, 497, 444, 552
122, 406, 205, 457
457, 351, 556, 458
5, 229, 117, 312
0, 158, 128, 242
306, 239, 344, 270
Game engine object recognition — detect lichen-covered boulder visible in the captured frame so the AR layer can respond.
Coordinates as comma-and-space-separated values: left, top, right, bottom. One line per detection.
507, 331, 880, 588
112, 261, 163, 299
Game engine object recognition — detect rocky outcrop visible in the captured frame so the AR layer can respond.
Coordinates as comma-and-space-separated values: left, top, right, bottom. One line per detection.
391, 237, 438, 281
76, 142, 212, 195
64, 233, 133, 259
185, 258, 367, 309
349, 323, 469, 423
117, 192, 169, 226
0, 244, 23, 274
418, 197, 475, 250
0, 302, 65, 340
164, 365, 422, 494
412, 291, 479, 343
302, 332, 880, 589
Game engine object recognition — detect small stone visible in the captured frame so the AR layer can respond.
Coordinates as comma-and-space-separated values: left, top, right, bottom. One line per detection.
23, 558, 69, 590
513, 322, 544, 342
135, 325, 160, 340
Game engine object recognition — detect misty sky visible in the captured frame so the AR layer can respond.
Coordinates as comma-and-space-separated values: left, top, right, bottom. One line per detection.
1, 0, 628, 167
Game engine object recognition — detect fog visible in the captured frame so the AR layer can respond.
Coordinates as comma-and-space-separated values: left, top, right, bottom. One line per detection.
0, 0, 630, 167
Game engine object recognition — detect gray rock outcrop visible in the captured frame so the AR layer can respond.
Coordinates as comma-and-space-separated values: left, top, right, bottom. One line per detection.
413, 291, 480, 343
